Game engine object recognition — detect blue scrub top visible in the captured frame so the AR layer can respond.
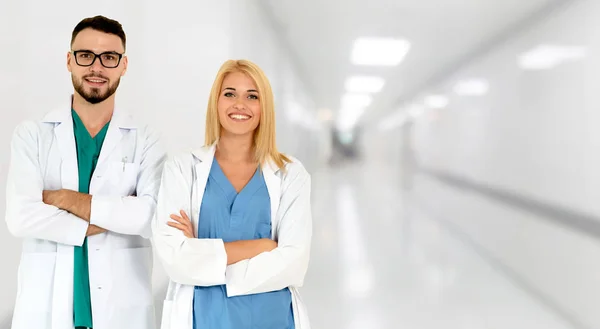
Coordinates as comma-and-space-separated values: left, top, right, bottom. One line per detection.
193, 157, 295, 329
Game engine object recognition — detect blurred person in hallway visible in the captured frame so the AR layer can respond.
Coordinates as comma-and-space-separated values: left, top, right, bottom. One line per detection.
4, 15, 166, 329
152, 59, 312, 329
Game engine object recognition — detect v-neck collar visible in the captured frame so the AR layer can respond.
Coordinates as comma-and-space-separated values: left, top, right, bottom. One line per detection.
71, 109, 110, 142
209, 157, 262, 196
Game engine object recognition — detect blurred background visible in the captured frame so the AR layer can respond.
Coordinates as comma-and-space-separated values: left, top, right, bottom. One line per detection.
1, 0, 600, 328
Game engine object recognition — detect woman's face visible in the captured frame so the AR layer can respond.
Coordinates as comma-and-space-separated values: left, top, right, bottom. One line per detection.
217, 72, 261, 137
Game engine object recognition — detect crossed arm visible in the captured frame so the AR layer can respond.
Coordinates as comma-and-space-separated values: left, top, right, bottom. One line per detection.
42, 189, 106, 236
5, 123, 166, 245
152, 156, 312, 297
168, 210, 277, 265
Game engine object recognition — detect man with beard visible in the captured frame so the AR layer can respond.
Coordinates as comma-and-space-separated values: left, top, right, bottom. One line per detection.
5, 15, 166, 329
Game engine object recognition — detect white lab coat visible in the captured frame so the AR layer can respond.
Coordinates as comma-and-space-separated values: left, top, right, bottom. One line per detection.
151, 144, 312, 329
5, 99, 167, 329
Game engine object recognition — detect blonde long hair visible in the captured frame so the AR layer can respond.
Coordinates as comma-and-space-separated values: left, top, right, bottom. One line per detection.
204, 59, 290, 170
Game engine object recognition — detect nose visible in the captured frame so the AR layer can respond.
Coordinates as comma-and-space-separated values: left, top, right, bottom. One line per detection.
89, 57, 104, 73
233, 99, 246, 110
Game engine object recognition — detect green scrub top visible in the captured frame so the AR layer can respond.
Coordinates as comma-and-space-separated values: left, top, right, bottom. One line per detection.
72, 109, 110, 329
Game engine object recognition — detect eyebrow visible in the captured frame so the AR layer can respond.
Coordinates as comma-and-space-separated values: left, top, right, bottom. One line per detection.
73, 49, 122, 54
223, 87, 258, 93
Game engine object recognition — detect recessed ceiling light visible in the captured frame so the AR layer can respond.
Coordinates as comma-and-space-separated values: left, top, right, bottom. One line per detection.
407, 104, 425, 118
453, 79, 489, 96
351, 37, 411, 66
341, 93, 373, 109
424, 95, 449, 109
344, 76, 386, 93
518, 44, 587, 70
336, 93, 373, 131
336, 107, 366, 132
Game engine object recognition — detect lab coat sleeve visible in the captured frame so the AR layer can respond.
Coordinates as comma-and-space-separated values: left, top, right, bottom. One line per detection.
225, 163, 312, 297
5, 122, 89, 246
151, 155, 228, 287
89, 127, 167, 239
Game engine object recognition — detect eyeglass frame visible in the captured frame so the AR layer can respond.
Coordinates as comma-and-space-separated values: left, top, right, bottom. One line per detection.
71, 50, 125, 68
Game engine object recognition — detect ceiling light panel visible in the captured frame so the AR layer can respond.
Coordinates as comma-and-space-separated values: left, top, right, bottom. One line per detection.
351, 37, 411, 66
344, 76, 386, 93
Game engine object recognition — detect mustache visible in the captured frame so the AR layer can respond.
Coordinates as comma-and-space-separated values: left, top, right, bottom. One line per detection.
83, 73, 109, 80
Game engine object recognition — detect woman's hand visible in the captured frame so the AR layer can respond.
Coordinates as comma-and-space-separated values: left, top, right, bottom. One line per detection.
224, 239, 278, 265
168, 210, 194, 238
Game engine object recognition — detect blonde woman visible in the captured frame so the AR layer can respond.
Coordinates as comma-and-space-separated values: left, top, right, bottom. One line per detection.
152, 59, 312, 329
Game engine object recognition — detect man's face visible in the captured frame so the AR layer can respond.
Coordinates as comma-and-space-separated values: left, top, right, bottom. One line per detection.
67, 28, 127, 104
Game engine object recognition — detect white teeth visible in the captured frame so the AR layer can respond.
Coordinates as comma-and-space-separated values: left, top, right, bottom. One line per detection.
229, 114, 250, 120
87, 79, 105, 83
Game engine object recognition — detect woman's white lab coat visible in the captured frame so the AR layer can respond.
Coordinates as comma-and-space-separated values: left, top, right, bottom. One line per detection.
152, 144, 313, 329
5, 103, 166, 329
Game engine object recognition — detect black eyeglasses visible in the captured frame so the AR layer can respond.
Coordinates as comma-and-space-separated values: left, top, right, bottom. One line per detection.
72, 50, 124, 68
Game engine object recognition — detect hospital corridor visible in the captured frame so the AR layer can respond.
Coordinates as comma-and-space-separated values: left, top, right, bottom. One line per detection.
1, 0, 600, 328
301, 157, 586, 329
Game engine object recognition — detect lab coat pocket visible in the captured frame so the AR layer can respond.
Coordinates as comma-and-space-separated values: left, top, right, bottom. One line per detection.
106, 161, 141, 195
112, 246, 153, 307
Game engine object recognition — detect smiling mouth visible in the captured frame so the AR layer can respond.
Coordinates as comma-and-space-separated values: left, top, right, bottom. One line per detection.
228, 113, 252, 121
84, 77, 108, 86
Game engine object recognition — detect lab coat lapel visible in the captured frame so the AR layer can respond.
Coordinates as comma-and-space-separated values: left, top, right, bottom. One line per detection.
97, 110, 126, 165
53, 114, 79, 191
262, 161, 281, 238
191, 145, 215, 234
45, 109, 77, 329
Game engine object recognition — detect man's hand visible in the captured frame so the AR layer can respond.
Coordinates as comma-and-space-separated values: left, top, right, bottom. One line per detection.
86, 224, 107, 236
42, 189, 66, 208
42, 189, 92, 222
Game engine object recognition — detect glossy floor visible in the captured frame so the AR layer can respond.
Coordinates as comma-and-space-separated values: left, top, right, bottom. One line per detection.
300, 160, 575, 329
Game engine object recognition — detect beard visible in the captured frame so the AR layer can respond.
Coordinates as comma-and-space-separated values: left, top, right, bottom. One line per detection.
72, 73, 120, 104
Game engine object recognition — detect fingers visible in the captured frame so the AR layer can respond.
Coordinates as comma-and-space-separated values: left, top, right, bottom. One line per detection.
169, 214, 188, 225
167, 221, 193, 238
180, 210, 191, 221
168, 211, 194, 238
167, 221, 188, 231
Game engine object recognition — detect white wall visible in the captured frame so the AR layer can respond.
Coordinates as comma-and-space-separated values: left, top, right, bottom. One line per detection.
403, 1, 600, 328
228, 1, 326, 172
0, 1, 322, 327
412, 0, 600, 216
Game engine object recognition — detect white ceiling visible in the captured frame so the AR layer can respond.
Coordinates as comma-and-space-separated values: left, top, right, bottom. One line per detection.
262, 0, 567, 127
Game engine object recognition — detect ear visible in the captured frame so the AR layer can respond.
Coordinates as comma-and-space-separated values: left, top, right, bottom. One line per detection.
66, 51, 72, 73
120, 55, 128, 77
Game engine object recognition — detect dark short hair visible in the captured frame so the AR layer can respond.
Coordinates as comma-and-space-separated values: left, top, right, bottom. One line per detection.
71, 15, 126, 51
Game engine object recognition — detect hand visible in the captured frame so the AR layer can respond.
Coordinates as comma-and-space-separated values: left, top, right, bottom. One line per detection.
42, 189, 65, 208
224, 238, 278, 265
86, 224, 107, 236
260, 238, 278, 252
168, 210, 194, 238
